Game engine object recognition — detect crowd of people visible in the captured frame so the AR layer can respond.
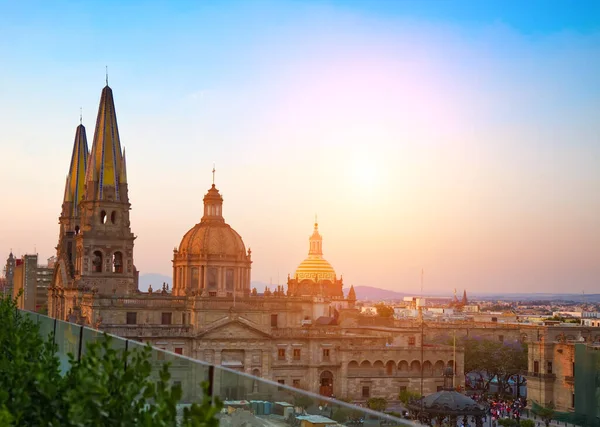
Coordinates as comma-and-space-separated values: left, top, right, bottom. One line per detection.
471, 394, 527, 423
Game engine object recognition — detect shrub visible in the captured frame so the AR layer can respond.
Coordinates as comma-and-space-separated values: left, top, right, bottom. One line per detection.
0, 295, 221, 426
366, 397, 387, 412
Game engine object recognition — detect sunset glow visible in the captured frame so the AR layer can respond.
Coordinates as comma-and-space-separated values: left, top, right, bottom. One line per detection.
0, 1, 599, 294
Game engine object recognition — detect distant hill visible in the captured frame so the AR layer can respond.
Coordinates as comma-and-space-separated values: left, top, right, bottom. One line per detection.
139, 273, 171, 291
343, 286, 408, 301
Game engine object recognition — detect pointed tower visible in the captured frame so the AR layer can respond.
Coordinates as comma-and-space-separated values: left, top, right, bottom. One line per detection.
462, 289, 468, 305
75, 84, 136, 296
347, 284, 357, 308
84, 84, 128, 202
59, 123, 89, 235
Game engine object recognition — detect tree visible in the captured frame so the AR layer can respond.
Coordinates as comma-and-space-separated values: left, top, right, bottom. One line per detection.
532, 402, 556, 427
463, 337, 527, 395
366, 397, 387, 412
293, 395, 313, 410
398, 389, 421, 405
374, 303, 395, 318
519, 419, 535, 427
0, 294, 221, 426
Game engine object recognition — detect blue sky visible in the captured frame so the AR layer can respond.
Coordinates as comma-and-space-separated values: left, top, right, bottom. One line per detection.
1, 1, 599, 293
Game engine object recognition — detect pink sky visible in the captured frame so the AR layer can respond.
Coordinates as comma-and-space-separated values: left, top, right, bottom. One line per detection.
0, 2, 599, 293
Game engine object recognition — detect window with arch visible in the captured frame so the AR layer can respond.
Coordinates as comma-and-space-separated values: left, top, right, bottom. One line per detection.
92, 251, 103, 272
100, 211, 107, 224
112, 251, 123, 273
110, 211, 117, 224
74, 225, 80, 235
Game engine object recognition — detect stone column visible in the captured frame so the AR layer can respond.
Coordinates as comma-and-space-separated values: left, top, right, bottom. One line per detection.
172, 262, 177, 294
340, 355, 349, 398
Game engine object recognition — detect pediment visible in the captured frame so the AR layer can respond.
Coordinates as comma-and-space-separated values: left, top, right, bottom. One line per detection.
197, 319, 271, 340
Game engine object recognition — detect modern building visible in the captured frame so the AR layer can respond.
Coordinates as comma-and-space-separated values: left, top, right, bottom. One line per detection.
12, 254, 38, 311
35, 257, 55, 312
6, 253, 54, 312
47, 82, 464, 402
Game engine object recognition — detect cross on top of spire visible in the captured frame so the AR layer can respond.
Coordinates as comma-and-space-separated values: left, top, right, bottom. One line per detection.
212, 163, 216, 185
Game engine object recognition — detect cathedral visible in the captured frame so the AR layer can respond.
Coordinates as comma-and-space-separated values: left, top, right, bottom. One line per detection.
48, 83, 462, 402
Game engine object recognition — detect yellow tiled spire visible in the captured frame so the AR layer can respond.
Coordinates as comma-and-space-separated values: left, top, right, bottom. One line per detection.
63, 124, 89, 215
87, 84, 125, 200
120, 147, 128, 184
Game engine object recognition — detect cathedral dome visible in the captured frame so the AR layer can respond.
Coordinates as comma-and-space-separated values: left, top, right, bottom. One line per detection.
177, 184, 247, 259
295, 256, 336, 282
172, 179, 252, 298
293, 222, 336, 282
178, 222, 246, 259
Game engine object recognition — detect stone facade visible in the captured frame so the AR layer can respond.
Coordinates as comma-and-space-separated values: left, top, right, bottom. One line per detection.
47, 83, 465, 402
525, 326, 600, 412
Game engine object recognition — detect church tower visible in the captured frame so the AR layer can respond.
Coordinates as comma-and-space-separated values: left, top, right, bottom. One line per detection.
50, 83, 137, 322
75, 83, 136, 296
57, 123, 89, 277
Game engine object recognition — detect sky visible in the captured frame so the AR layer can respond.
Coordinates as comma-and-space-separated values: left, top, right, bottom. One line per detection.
0, 0, 599, 294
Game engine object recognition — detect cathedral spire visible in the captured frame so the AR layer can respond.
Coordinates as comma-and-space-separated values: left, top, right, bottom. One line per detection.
348, 284, 356, 301
308, 219, 323, 256
120, 148, 128, 184
63, 123, 89, 215
86, 84, 126, 201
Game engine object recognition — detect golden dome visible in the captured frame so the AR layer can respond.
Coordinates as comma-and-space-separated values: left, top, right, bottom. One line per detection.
295, 256, 336, 282
294, 221, 336, 282
177, 184, 248, 260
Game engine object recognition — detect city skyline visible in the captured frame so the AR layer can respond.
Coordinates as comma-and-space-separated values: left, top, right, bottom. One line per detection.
1, 1, 599, 293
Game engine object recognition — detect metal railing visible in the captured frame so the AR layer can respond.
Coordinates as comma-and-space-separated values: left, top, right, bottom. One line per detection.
22, 310, 417, 426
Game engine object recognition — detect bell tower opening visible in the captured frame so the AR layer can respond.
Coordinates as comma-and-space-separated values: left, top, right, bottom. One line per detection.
112, 252, 123, 273
92, 251, 103, 273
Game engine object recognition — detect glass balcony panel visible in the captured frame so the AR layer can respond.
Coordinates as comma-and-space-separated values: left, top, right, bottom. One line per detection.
54, 319, 81, 374
37, 313, 55, 342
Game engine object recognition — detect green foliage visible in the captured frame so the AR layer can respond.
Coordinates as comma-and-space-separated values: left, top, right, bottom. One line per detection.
331, 407, 349, 422
366, 397, 387, 412
398, 389, 421, 405
0, 295, 222, 426
497, 419, 517, 426
293, 395, 313, 409
519, 419, 535, 427
463, 338, 527, 395
374, 303, 395, 318
532, 402, 555, 427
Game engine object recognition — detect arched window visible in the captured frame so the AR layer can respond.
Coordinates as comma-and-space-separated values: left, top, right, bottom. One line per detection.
112, 252, 123, 273
100, 211, 107, 224
110, 211, 117, 224
434, 360, 445, 376
423, 361, 433, 376
74, 225, 80, 235
92, 251, 103, 272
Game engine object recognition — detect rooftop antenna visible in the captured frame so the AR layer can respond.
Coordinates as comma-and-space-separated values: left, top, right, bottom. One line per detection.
420, 267, 424, 409
212, 163, 216, 185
